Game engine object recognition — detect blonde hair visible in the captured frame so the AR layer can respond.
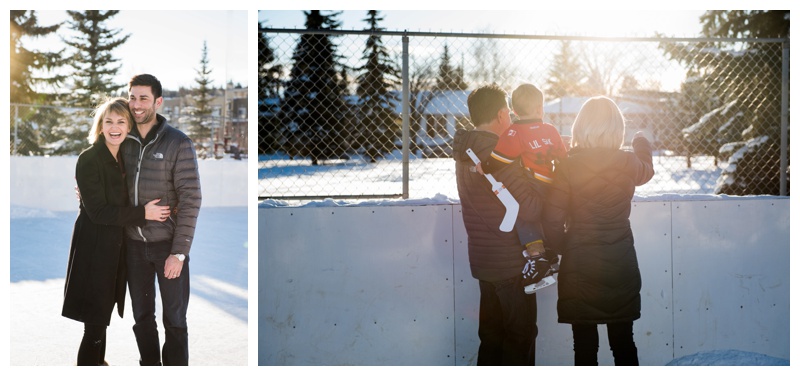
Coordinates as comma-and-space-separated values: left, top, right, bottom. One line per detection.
570, 96, 625, 150
87, 97, 134, 143
511, 83, 544, 118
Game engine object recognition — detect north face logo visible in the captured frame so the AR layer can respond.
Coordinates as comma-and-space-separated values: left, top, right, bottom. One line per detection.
153, 152, 164, 160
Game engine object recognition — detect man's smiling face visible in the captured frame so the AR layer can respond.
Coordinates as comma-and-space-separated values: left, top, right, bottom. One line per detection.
128, 85, 162, 126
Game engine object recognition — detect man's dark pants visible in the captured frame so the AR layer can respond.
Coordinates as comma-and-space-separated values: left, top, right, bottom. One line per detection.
126, 239, 190, 366
477, 275, 538, 365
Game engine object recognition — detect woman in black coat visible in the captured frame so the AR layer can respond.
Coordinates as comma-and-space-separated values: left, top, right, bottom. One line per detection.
62, 97, 171, 366
543, 96, 654, 366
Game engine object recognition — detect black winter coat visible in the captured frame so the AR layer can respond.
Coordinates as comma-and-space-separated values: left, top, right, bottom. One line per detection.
62, 139, 146, 325
122, 115, 201, 255
543, 137, 654, 324
453, 128, 546, 282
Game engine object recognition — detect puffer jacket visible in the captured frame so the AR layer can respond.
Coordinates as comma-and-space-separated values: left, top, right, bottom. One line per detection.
542, 136, 654, 324
453, 128, 545, 282
122, 114, 202, 255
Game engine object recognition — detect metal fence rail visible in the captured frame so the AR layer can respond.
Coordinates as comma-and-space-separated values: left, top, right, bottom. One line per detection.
269, 28, 784, 199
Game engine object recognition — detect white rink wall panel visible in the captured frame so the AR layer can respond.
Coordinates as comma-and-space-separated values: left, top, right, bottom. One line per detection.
259, 197, 789, 365
259, 205, 457, 366
629, 201, 675, 365
671, 199, 790, 360
452, 206, 481, 365
10, 156, 247, 210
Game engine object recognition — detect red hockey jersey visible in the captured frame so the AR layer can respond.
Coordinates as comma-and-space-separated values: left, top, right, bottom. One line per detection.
483, 119, 567, 183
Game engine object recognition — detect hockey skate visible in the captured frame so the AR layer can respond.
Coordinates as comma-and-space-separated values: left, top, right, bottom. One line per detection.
524, 262, 558, 294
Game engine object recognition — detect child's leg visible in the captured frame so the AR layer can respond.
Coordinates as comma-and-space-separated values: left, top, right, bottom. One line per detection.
516, 218, 544, 256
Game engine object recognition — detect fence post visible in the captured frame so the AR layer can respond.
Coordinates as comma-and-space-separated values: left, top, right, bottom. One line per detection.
780, 40, 789, 196
402, 33, 410, 199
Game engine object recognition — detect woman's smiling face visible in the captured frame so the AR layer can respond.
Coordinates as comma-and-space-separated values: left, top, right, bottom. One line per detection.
102, 110, 130, 148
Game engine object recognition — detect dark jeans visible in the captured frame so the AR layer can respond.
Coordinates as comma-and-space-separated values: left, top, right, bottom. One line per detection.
126, 239, 190, 366
572, 321, 638, 366
77, 323, 107, 366
477, 275, 538, 365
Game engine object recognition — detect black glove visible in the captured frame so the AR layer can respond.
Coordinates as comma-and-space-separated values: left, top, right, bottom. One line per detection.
522, 251, 552, 283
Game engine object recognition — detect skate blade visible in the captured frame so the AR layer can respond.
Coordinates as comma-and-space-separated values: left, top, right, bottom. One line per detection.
524, 275, 557, 294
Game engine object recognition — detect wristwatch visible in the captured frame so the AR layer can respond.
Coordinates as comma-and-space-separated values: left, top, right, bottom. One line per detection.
172, 254, 186, 262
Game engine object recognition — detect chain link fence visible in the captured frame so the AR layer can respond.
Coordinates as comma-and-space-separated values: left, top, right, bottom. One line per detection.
10, 103, 245, 160
260, 29, 789, 200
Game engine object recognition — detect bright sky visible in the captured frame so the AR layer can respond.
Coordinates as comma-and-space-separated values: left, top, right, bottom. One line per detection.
258, 10, 711, 93
18, 10, 249, 92
259, 10, 706, 37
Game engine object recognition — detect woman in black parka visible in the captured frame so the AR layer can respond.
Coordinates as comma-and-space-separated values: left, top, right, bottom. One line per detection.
543, 96, 654, 366
62, 97, 171, 366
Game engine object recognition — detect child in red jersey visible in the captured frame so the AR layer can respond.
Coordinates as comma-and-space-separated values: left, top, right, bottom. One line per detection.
478, 84, 567, 282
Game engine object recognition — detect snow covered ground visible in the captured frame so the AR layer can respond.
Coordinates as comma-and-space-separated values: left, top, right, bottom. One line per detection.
666, 350, 788, 366
258, 151, 723, 200
8, 206, 248, 366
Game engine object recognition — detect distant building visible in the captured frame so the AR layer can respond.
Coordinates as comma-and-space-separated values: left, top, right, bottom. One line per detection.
224, 86, 248, 156
161, 83, 248, 157
544, 96, 657, 144
404, 90, 471, 157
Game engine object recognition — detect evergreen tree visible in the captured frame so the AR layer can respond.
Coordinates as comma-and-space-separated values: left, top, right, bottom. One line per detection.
10, 10, 68, 156
188, 40, 215, 157
62, 10, 130, 108
660, 10, 789, 195
281, 10, 349, 165
355, 10, 401, 162
10, 10, 66, 104
435, 44, 468, 91
258, 21, 284, 154
38, 10, 131, 156
258, 22, 283, 99
545, 40, 585, 98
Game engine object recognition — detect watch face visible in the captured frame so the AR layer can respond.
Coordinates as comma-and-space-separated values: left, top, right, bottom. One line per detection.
175, 254, 185, 261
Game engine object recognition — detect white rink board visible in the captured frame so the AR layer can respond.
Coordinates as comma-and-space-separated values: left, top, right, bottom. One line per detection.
671, 199, 790, 360
10, 156, 247, 210
259, 197, 789, 365
259, 205, 456, 365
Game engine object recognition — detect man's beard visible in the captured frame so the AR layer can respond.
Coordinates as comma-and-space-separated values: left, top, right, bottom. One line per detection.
135, 108, 156, 125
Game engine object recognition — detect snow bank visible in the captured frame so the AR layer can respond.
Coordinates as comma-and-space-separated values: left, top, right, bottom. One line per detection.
259, 192, 784, 208
667, 350, 789, 366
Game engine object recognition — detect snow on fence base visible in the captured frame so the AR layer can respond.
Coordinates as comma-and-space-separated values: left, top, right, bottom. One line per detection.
258, 197, 790, 366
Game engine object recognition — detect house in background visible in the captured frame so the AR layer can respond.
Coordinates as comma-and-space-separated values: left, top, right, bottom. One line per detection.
411, 90, 471, 158
544, 96, 658, 145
